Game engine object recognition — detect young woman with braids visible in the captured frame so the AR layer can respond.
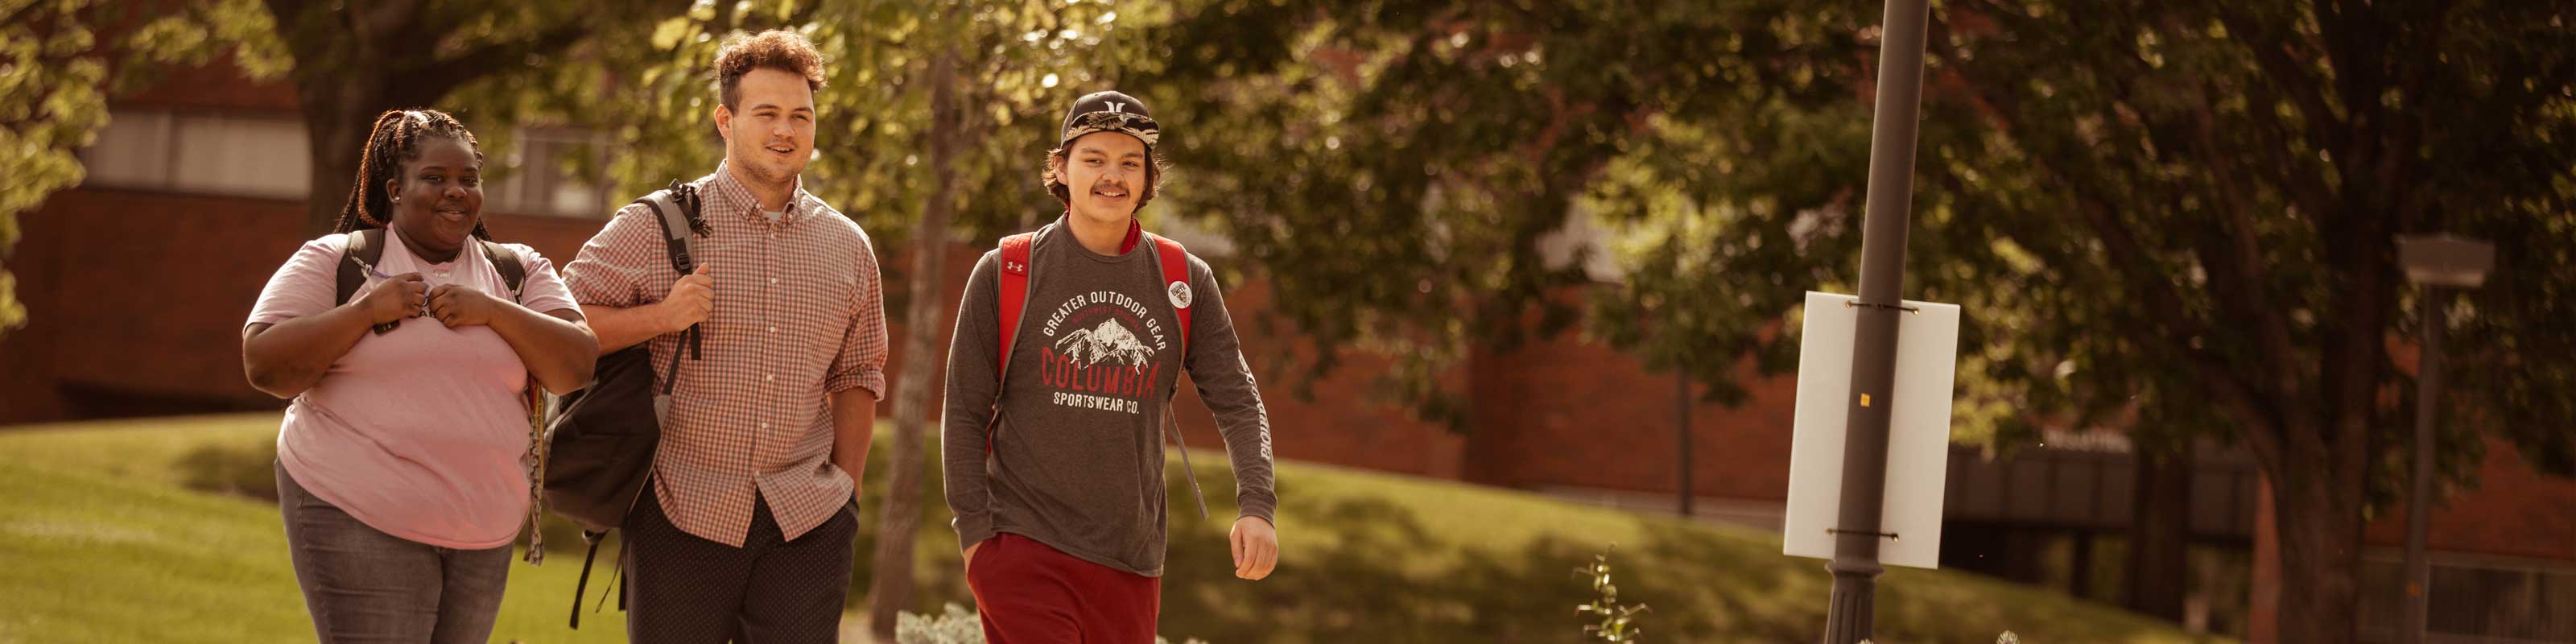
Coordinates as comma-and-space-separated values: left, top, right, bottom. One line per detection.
241, 109, 596, 643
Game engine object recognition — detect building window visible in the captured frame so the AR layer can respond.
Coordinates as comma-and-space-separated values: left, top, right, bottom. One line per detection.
81, 110, 309, 199
171, 113, 312, 199
81, 111, 175, 188
485, 127, 614, 219
79, 108, 611, 218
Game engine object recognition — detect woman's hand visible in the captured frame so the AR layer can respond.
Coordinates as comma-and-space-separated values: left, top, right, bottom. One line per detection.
425, 284, 509, 328
355, 273, 428, 324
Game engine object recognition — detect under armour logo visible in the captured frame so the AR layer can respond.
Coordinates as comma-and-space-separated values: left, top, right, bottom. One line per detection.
1104, 101, 1127, 114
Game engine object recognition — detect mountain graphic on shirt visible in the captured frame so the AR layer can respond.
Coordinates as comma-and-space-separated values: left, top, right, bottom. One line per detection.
1055, 319, 1152, 367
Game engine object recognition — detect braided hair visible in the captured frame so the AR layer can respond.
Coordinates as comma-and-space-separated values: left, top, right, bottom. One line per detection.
332, 109, 489, 237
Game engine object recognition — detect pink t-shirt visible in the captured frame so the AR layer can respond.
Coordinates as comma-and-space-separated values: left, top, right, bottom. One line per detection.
247, 228, 580, 549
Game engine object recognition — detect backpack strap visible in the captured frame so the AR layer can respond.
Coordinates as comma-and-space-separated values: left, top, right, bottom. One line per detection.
635, 182, 704, 275
1141, 231, 1210, 519
997, 231, 1038, 375
334, 230, 530, 305
332, 229, 382, 307
632, 181, 704, 365
335, 229, 399, 335
1147, 233, 1192, 355
333, 230, 531, 312
985, 228, 1041, 456
480, 239, 526, 298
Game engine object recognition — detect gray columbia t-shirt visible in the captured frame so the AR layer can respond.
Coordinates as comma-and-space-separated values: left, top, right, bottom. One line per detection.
939, 219, 1278, 576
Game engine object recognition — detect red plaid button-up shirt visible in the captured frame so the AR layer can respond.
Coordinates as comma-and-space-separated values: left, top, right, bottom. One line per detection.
562, 165, 888, 546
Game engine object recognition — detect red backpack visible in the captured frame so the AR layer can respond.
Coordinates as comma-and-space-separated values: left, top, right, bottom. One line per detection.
985, 223, 1210, 518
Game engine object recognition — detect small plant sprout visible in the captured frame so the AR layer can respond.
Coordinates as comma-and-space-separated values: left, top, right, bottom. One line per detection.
1577, 550, 1650, 642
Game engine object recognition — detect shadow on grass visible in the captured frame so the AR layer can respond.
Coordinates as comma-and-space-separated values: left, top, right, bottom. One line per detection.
162, 433, 2207, 643
1150, 482, 1832, 643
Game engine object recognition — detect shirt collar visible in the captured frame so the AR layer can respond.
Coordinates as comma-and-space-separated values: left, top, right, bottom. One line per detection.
380, 225, 479, 269
708, 162, 808, 227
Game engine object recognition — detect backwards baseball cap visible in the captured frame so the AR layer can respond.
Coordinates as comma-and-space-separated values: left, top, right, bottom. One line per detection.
1059, 90, 1160, 151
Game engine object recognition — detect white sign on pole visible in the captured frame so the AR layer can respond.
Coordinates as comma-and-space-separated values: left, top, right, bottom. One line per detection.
1781, 291, 1961, 570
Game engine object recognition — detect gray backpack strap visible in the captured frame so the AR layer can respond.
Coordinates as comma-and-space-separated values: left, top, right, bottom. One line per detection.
634, 187, 700, 276
631, 182, 704, 368
1163, 401, 1211, 520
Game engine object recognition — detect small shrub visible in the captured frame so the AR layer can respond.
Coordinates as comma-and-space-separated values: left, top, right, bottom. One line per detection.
893, 602, 1208, 644
176, 440, 279, 502
895, 603, 985, 644
1860, 630, 2020, 643
1577, 551, 1649, 642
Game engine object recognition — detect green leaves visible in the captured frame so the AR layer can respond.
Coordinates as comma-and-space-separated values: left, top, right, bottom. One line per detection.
531, 0, 1148, 250
2, 0, 126, 340
650, 16, 696, 51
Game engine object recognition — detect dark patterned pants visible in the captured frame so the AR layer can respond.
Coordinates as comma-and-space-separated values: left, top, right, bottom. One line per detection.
622, 486, 857, 644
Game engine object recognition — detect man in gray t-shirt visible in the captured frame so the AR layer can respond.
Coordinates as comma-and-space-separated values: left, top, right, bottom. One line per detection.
941, 90, 1279, 642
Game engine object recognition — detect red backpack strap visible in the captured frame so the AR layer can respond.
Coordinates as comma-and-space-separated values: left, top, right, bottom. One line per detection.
988, 231, 1038, 456
1146, 230, 1212, 519
1150, 233, 1191, 356
997, 232, 1038, 375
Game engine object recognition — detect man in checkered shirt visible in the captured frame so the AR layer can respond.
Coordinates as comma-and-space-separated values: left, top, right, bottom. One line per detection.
561, 29, 888, 642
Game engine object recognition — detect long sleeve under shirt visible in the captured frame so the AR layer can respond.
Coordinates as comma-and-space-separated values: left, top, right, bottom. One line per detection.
940, 219, 1277, 577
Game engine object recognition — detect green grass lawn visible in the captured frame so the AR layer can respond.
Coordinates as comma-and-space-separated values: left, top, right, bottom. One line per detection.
0, 415, 637, 643
0, 414, 2229, 643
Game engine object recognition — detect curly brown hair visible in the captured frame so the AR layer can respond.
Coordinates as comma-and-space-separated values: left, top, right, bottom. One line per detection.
1042, 146, 1166, 212
714, 29, 826, 109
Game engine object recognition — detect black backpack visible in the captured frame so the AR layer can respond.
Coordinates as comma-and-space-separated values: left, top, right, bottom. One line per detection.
542, 180, 703, 628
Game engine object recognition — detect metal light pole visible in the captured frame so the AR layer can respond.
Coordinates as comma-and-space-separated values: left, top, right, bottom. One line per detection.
2396, 235, 2493, 644
1823, 0, 1933, 642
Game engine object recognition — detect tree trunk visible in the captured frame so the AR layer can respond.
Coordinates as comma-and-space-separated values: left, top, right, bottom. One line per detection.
864, 50, 962, 642
2270, 452, 2366, 643
296, 80, 382, 236
2070, 530, 2095, 600
2125, 446, 2192, 622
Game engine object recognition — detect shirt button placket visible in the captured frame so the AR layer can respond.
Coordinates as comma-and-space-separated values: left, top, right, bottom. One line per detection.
754, 219, 772, 473
762, 246, 776, 397
761, 217, 787, 476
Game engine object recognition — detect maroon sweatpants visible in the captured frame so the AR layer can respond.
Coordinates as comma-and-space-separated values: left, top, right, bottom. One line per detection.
966, 533, 1162, 644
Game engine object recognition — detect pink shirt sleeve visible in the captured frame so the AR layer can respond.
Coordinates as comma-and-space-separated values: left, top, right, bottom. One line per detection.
246, 235, 349, 329
502, 243, 580, 316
